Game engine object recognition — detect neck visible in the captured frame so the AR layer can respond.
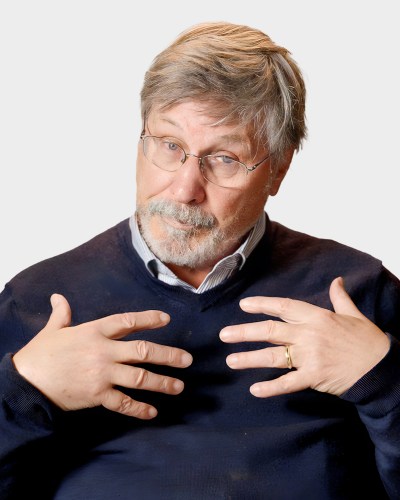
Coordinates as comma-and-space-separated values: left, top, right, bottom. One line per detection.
164, 234, 247, 288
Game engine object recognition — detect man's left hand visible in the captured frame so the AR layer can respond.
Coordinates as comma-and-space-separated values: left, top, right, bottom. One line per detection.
219, 277, 390, 397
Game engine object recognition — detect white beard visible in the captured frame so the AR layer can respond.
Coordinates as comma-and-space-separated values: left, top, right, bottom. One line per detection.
136, 199, 229, 269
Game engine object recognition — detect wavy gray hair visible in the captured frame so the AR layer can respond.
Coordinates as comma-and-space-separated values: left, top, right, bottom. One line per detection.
140, 22, 307, 166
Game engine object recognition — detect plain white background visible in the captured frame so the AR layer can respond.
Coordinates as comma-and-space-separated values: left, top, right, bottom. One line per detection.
0, 0, 398, 288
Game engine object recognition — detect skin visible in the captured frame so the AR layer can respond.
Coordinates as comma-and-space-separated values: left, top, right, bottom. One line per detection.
12, 100, 390, 418
14, 295, 193, 419
13, 100, 287, 418
136, 101, 290, 287
220, 277, 390, 396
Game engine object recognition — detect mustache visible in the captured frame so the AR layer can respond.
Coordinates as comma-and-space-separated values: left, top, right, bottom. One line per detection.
144, 200, 217, 229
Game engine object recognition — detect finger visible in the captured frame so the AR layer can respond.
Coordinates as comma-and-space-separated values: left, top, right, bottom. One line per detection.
88, 310, 171, 339
250, 371, 308, 398
111, 364, 184, 395
45, 294, 72, 331
113, 340, 193, 368
220, 319, 297, 345
329, 277, 365, 319
239, 296, 324, 324
101, 388, 158, 419
226, 346, 289, 370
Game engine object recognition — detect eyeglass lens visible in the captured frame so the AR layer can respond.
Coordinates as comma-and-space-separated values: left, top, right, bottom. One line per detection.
143, 136, 247, 188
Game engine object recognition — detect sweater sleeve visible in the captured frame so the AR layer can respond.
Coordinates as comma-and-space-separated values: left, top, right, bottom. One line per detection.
0, 286, 58, 498
341, 267, 400, 499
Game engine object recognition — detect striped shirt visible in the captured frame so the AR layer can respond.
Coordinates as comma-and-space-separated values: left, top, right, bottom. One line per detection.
130, 212, 266, 294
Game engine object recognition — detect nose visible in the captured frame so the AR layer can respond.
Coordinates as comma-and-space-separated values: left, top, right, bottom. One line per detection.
168, 155, 206, 205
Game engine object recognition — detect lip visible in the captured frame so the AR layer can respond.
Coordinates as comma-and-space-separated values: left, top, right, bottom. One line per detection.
160, 215, 195, 230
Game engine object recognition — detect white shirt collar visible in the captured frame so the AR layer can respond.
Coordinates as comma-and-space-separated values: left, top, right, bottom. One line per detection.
130, 212, 266, 293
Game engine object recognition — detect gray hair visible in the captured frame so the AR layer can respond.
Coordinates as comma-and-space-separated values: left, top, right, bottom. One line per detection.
140, 22, 307, 165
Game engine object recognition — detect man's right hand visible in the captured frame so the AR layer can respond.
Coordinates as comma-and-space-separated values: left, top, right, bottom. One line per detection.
13, 294, 192, 419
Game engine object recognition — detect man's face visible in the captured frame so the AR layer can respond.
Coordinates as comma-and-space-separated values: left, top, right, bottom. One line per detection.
136, 101, 287, 270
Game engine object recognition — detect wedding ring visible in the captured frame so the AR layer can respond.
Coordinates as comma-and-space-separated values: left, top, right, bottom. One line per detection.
285, 345, 293, 370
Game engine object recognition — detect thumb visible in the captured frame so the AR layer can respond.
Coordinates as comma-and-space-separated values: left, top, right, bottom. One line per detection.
45, 293, 72, 330
329, 277, 365, 319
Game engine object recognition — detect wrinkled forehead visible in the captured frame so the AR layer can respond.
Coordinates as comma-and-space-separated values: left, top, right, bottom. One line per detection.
146, 99, 236, 126
146, 100, 263, 159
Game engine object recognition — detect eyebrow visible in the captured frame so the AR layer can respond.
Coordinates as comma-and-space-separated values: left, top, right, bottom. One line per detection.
159, 116, 182, 129
157, 116, 252, 157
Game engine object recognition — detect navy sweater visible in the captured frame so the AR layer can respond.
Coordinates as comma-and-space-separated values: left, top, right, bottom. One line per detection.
1, 216, 400, 499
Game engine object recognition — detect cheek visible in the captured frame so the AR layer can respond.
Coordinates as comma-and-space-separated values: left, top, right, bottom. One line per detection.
136, 161, 173, 205
214, 183, 268, 229
208, 191, 242, 226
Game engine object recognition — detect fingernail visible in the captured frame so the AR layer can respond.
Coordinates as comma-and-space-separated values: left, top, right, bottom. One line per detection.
226, 355, 238, 367
240, 298, 256, 310
173, 380, 184, 394
51, 294, 60, 306
219, 328, 231, 340
181, 352, 193, 366
147, 407, 157, 418
159, 312, 170, 323
250, 384, 261, 396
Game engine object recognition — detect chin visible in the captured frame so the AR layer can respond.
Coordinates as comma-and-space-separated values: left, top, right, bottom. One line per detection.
136, 201, 251, 269
142, 221, 227, 269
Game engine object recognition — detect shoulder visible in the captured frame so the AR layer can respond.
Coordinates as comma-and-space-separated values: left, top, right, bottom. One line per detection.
5, 218, 133, 303
268, 218, 383, 276
249, 216, 399, 323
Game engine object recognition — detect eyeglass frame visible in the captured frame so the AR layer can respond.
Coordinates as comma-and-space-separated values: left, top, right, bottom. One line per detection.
139, 130, 271, 188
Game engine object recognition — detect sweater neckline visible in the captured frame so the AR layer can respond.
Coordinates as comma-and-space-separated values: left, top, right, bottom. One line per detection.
116, 216, 273, 310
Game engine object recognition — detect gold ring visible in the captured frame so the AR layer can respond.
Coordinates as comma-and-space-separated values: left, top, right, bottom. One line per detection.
285, 345, 293, 370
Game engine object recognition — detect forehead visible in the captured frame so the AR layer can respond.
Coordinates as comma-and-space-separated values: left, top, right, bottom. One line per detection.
147, 101, 256, 152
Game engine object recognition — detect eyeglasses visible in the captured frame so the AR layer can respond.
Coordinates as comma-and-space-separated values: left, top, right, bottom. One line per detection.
140, 133, 270, 189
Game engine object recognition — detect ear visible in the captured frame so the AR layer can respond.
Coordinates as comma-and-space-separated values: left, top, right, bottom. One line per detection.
269, 148, 294, 196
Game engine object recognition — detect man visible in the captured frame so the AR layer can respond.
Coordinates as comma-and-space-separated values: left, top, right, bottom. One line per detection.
1, 21, 399, 499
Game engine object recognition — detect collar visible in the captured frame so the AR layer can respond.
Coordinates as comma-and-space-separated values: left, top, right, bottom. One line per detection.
130, 211, 266, 293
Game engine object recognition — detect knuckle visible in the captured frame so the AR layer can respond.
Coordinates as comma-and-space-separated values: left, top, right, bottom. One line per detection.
310, 348, 325, 373
278, 298, 293, 316
308, 362, 321, 380
306, 326, 319, 342
161, 376, 172, 392
87, 346, 109, 367
135, 340, 152, 362
86, 367, 107, 398
146, 310, 159, 323
90, 380, 105, 399
116, 394, 136, 415
120, 313, 137, 330
83, 324, 99, 338
320, 308, 335, 322
132, 367, 148, 388
269, 349, 279, 367
279, 376, 294, 393
237, 325, 248, 341
83, 364, 104, 389
166, 348, 177, 365
264, 320, 275, 338
101, 390, 141, 417
307, 325, 326, 344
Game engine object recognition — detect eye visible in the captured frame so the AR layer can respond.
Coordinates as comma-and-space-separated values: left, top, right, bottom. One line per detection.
167, 141, 179, 151
158, 139, 184, 159
161, 140, 180, 151
205, 154, 241, 179
219, 155, 236, 164
211, 154, 239, 165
